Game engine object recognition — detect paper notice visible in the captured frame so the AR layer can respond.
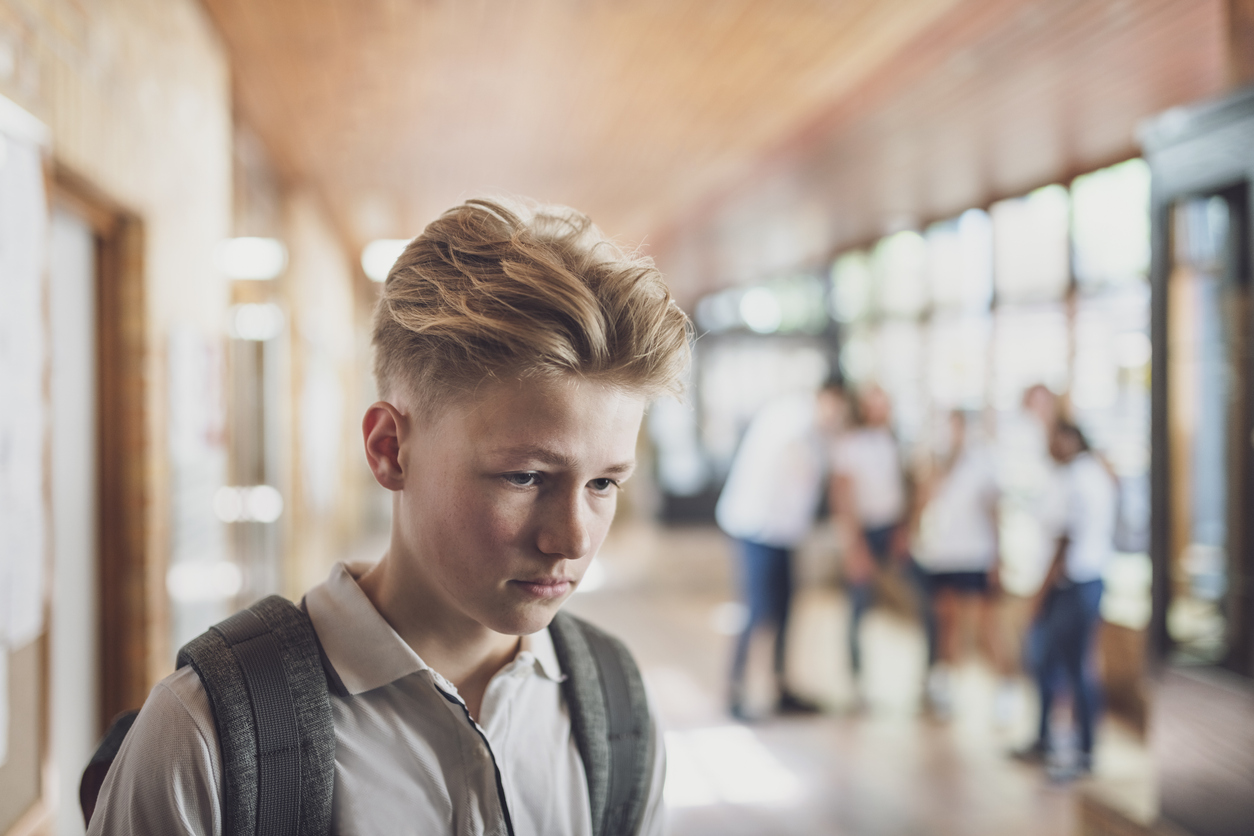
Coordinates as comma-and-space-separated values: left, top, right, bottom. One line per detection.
0, 128, 49, 647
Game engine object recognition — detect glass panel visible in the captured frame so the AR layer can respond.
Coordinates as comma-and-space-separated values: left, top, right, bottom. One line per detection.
830, 251, 873, 323
873, 319, 926, 449
926, 313, 990, 411
926, 208, 994, 313
872, 231, 928, 318
992, 184, 1071, 303
1166, 195, 1237, 664
1072, 284, 1152, 481
1071, 159, 1151, 291
990, 303, 1069, 411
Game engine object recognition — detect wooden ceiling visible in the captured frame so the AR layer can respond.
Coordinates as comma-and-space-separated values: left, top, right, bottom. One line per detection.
203, 0, 1233, 301
652, 0, 1230, 300
200, 0, 970, 253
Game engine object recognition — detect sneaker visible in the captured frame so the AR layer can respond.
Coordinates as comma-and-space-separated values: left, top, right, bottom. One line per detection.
776, 691, 822, 715
1010, 741, 1049, 765
925, 668, 952, 720
729, 700, 753, 723
1046, 755, 1092, 783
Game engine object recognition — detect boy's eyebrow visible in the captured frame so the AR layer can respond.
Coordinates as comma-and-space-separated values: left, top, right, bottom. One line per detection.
491, 445, 636, 474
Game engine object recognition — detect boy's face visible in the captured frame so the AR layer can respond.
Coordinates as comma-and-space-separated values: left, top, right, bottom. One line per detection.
392, 374, 645, 638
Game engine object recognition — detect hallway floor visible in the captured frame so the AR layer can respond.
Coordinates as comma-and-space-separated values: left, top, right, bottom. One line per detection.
563, 522, 1153, 836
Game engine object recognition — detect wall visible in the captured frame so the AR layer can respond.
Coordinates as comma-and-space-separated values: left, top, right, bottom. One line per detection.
231, 120, 382, 598
0, 0, 234, 695
281, 189, 379, 596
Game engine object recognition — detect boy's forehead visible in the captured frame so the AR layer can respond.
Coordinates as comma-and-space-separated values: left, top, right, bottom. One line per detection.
430, 373, 646, 440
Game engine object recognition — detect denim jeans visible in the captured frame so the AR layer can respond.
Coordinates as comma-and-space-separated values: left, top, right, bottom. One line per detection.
1031, 579, 1104, 757
729, 539, 793, 701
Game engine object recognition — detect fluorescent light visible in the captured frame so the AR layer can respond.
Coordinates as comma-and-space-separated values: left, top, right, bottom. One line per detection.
215, 237, 288, 280
362, 239, 410, 282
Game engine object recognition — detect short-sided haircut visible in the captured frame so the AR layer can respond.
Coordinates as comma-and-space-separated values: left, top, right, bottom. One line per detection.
372, 198, 691, 414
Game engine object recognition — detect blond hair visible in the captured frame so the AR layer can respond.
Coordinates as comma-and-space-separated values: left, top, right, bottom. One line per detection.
372, 198, 691, 414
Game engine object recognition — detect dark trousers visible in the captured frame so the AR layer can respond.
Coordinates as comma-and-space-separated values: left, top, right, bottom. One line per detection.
729, 539, 793, 700
1031, 579, 1104, 757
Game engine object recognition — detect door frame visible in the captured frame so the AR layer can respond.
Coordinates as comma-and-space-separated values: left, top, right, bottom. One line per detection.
51, 163, 151, 729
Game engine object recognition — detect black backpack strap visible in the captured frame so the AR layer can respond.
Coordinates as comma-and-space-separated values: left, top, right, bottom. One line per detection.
177, 595, 336, 836
549, 612, 654, 836
80, 709, 140, 826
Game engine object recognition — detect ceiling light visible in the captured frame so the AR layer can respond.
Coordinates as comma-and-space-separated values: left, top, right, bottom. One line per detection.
215, 237, 287, 280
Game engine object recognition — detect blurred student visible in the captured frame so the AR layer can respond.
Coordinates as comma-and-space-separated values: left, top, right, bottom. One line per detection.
1017, 420, 1115, 780
831, 385, 908, 699
716, 382, 846, 721
912, 411, 1012, 719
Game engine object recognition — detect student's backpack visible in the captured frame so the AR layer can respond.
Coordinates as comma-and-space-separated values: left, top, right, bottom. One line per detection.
80, 595, 655, 836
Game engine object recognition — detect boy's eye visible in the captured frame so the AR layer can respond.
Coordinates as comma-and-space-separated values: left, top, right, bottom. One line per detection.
504, 472, 540, 487
589, 478, 618, 493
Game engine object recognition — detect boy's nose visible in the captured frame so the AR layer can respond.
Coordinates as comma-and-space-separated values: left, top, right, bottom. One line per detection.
536, 493, 594, 560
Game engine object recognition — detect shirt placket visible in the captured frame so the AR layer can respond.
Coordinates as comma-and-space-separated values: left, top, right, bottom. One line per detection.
428, 669, 518, 836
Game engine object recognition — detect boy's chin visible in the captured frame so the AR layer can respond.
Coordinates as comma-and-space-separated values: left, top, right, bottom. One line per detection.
485, 602, 563, 637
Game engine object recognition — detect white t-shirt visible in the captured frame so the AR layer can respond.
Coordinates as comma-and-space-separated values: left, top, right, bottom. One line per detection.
715, 394, 830, 548
915, 446, 999, 572
87, 561, 666, 836
1052, 452, 1117, 584
831, 426, 906, 529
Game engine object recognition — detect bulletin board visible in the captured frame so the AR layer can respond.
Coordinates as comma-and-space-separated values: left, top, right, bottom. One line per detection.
0, 96, 51, 834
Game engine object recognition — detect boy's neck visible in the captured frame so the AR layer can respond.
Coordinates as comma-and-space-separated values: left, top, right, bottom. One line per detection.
356, 551, 522, 716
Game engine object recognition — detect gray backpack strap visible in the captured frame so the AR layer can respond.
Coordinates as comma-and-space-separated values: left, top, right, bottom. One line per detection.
549, 612, 654, 836
177, 595, 336, 836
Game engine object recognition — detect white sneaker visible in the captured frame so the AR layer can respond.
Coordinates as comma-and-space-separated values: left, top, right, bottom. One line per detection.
926, 667, 952, 719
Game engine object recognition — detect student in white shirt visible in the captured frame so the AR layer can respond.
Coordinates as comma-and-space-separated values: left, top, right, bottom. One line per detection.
715, 383, 846, 720
1016, 419, 1115, 779
831, 385, 908, 691
87, 198, 691, 835
912, 411, 1010, 718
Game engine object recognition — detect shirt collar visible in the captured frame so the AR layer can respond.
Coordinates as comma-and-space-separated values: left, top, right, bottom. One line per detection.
305, 561, 565, 695
518, 623, 566, 683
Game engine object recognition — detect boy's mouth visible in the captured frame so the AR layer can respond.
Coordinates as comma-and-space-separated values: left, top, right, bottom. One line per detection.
510, 577, 574, 599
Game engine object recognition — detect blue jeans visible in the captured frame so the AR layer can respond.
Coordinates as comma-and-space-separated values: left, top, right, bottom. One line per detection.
1031, 579, 1104, 757
729, 539, 793, 700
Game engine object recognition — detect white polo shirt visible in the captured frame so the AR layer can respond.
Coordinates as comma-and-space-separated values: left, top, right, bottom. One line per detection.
1053, 452, 1117, 584
831, 427, 906, 530
87, 562, 666, 836
714, 394, 829, 548
915, 445, 999, 573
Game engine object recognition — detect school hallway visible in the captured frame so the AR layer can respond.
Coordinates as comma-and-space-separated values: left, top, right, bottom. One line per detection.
564, 522, 1154, 836
6, 2, 1254, 834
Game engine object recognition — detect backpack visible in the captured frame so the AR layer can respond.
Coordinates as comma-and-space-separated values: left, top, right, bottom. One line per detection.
80, 595, 654, 836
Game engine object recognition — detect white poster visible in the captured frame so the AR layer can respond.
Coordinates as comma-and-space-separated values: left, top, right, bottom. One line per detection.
0, 122, 49, 650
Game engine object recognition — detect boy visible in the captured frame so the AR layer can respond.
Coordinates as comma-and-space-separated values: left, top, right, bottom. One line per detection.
88, 198, 690, 835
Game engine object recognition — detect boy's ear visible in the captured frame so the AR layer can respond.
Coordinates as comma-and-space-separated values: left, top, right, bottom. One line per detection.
363, 401, 406, 491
